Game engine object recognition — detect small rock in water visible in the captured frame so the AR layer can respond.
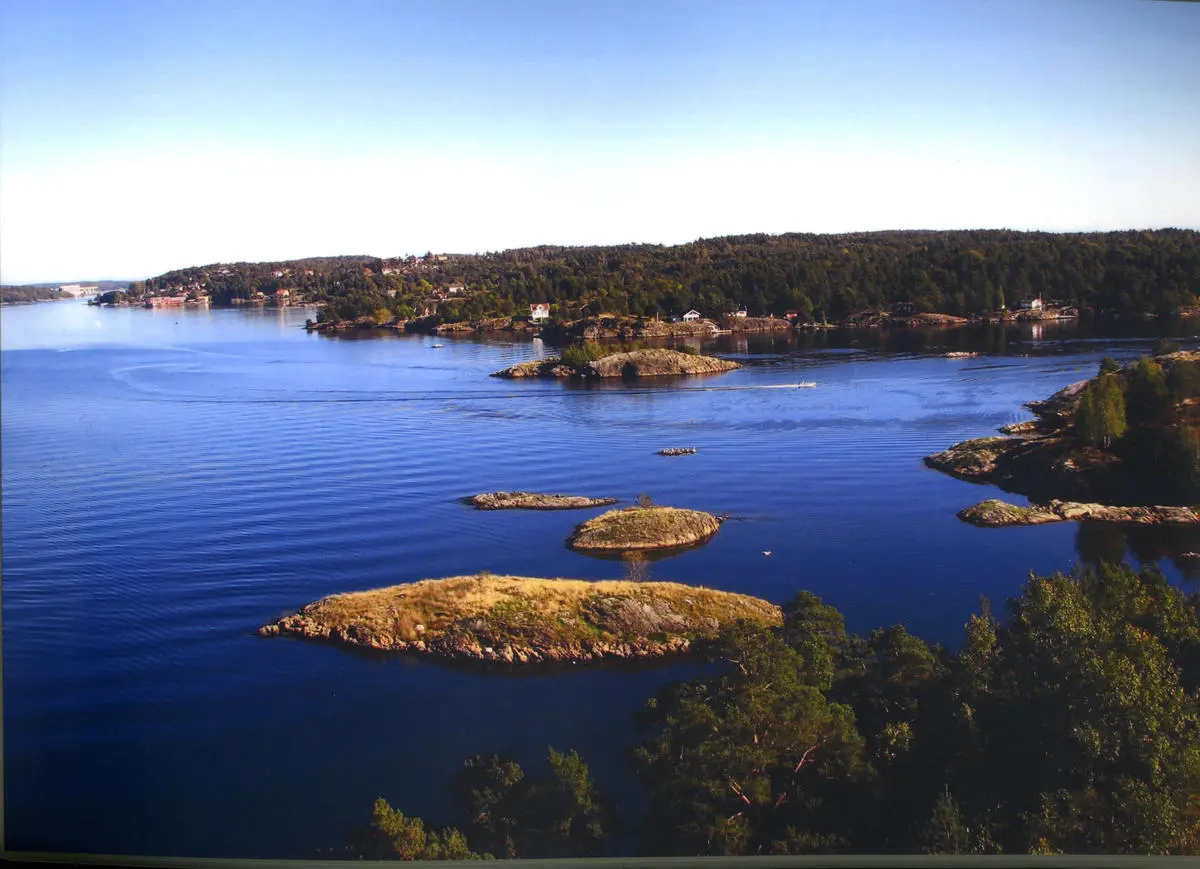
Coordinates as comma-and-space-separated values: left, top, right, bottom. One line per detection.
658, 447, 698, 456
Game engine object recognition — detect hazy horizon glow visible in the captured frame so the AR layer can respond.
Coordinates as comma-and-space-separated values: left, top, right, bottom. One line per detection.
2, 0, 1198, 284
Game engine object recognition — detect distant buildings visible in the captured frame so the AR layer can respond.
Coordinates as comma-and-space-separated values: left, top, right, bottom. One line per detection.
891, 302, 917, 316
57, 284, 99, 297
1019, 298, 1045, 311
682, 309, 701, 322
733, 308, 748, 318
530, 303, 550, 321
784, 310, 800, 321
144, 295, 188, 308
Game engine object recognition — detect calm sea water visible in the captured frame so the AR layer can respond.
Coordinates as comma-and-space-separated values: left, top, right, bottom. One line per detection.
3, 301, 1198, 858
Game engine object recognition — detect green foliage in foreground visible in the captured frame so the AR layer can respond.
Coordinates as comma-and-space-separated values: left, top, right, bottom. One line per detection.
355, 562, 1200, 858
355, 747, 614, 860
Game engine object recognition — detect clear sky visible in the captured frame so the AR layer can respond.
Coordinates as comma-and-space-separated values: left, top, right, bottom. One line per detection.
1, 0, 1197, 283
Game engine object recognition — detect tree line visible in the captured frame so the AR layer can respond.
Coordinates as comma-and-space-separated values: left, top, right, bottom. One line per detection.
350, 561, 1200, 858
134, 229, 1200, 325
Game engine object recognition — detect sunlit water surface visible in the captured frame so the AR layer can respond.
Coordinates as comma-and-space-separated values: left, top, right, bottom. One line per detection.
3, 301, 1197, 857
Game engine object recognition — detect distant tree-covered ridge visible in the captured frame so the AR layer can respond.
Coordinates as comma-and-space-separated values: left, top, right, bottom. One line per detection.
354, 562, 1200, 858
1, 284, 65, 304
128, 229, 1199, 325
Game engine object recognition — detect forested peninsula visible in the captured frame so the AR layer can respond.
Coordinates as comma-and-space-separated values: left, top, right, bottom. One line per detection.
927, 349, 1200, 517
106, 229, 1200, 331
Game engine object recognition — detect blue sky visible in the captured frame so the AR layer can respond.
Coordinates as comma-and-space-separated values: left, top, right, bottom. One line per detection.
1, 0, 1197, 283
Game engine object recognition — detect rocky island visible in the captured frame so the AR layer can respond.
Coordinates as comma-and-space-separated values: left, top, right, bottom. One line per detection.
258, 574, 780, 664
958, 499, 1200, 528
464, 492, 618, 510
568, 505, 724, 553
927, 350, 1200, 524
492, 347, 740, 380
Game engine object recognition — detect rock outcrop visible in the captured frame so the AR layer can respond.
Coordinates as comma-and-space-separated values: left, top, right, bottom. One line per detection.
959, 499, 1200, 527
465, 492, 617, 510
492, 348, 740, 379
568, 506, 724, 553
259, 574, 781, 665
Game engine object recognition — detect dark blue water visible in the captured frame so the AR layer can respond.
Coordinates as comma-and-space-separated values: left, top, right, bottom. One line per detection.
3, 301, 1196, 858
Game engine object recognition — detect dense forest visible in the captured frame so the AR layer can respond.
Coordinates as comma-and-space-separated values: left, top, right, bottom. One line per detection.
135, 229, 1200, 326
351, 562, 1200, 858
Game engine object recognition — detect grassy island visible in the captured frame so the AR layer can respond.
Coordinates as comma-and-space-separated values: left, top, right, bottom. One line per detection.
492, 347, 739, 379
926, 350, 1200, 507
258, 574, 780, 664
568, 506, 723, 553
464, 492, 617, 510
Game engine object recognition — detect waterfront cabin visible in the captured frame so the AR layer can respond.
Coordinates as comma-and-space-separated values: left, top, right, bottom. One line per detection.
890, 301, 917, 316
784, 310, 800, 321
530, 303, 550, 321
682, 309, 702, 322
1019, 297, 1045, 311
733, 308, 748, 318
144, 295, 188, 308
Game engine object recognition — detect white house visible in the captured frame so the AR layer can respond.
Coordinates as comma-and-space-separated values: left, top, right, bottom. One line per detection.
530, 303, 550, 321
733, 308, 748, 318
447, 285, 465, 295
682, 309, 701, 322
1019, 298, 1045, 311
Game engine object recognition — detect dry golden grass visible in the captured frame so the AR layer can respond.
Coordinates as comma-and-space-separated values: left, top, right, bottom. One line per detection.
271, 573, 780, 649
569, 506, 723, 551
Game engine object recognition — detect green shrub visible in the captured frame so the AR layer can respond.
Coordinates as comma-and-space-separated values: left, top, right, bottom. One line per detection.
560, 342, 611, 369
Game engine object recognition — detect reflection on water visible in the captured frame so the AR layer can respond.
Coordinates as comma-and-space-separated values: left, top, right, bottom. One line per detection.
1076, 521, 1200, 579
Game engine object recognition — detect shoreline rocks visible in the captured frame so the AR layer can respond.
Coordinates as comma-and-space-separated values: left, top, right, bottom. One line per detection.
959, 499, 1200, 528
465, 492, 618, 510
568, 506, 724, 553
259, 574, 781, 665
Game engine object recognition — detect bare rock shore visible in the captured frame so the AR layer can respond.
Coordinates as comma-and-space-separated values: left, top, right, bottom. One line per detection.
959, 499, 1200, 528
464, 492, 618, 510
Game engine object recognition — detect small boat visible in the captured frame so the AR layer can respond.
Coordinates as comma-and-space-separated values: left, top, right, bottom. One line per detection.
796, 382, 817, 388
431, 343, 444, 348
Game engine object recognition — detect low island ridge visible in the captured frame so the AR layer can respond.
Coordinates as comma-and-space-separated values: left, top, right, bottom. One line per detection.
258, 574, 781, 664
493, 347, 740, 379
568, 505, 724, 552
464, 492, 618, 510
